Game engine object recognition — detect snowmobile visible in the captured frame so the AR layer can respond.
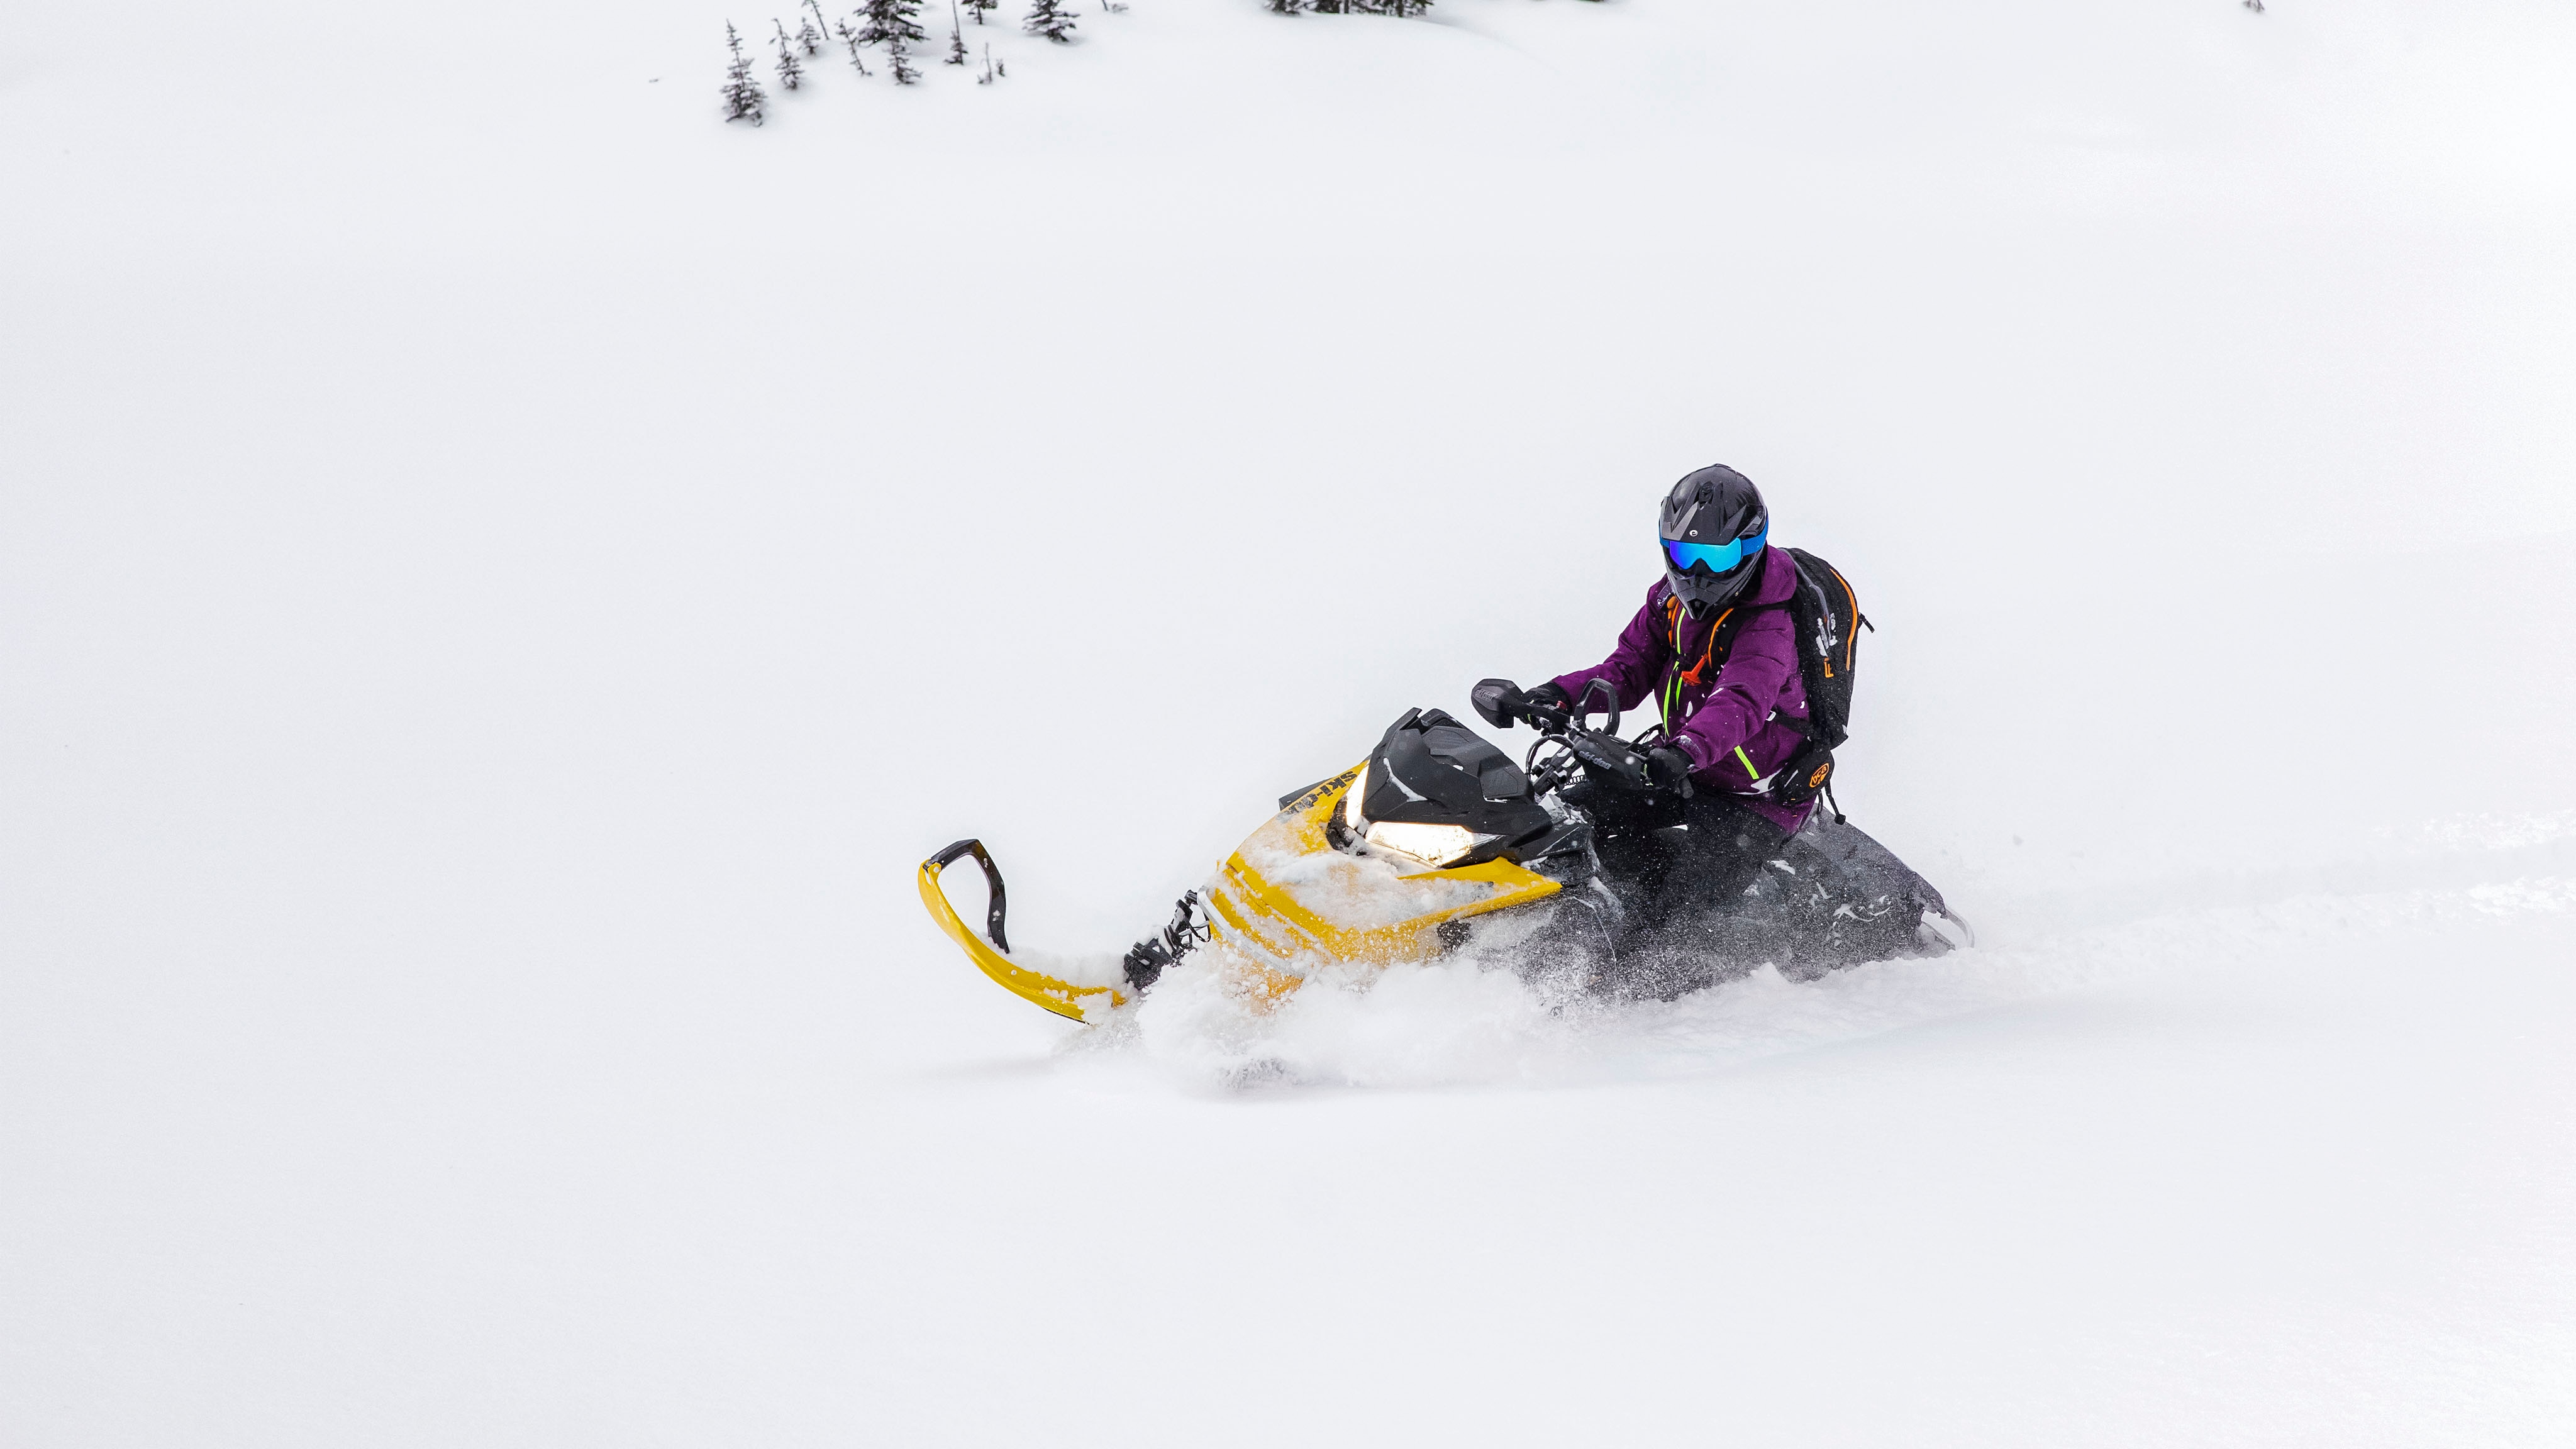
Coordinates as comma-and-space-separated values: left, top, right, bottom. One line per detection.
918, 689, 1973, 1024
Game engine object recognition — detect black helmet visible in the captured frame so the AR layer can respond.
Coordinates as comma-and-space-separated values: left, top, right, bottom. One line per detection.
1658, 464, 1769, 618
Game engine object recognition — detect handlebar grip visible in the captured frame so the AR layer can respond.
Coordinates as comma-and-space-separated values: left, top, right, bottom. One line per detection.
1575, 677, 1623, 736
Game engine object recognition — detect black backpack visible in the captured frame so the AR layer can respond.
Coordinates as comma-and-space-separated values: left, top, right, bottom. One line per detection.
1667, 546, 1869, 816
1766, 547, 1868, 814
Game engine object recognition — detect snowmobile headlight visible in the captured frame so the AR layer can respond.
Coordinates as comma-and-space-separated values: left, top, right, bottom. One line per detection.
1361, 821, 1492, 869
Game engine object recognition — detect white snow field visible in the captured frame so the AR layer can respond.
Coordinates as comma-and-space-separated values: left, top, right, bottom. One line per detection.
6, 1, 2575, 1444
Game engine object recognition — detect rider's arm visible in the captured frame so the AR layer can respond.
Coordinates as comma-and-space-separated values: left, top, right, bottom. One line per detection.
1547, 586, 1671, 714
1670, 609, 1799, 782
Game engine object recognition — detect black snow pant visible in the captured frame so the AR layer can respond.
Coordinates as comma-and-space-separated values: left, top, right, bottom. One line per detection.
1562, 777, 1792, 939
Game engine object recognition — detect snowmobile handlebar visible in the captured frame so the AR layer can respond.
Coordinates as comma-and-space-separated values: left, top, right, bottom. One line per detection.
1512, 700, 1665, 795
1474, 676, 1619, 737
1546, 716, 1660, 792
1469, 679, 1672, 794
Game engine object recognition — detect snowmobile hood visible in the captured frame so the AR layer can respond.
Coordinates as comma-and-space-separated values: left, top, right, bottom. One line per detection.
1200, 768, 1562, 992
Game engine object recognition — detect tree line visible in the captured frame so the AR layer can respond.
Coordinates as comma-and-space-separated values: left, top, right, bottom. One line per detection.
724, 0, 1089, 123
723, 0, 1495, 125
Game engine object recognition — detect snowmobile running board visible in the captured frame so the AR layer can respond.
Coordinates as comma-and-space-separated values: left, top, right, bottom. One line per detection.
917, 839, 1124, 1024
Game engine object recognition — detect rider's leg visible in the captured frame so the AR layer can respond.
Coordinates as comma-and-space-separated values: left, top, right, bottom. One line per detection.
1654, 791, 1792, 916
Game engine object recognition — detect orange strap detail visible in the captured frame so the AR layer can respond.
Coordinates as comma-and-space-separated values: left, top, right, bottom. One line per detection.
1680, 608, 1732, 687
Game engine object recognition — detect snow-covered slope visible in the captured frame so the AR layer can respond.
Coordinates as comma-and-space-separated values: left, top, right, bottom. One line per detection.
4, 3, 2573, 1444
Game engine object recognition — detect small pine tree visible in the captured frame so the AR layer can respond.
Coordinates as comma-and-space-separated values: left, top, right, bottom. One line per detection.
887, 32, 920, 84
722, 22, 767, 124
947, 3, 970, 62
772, 19, 806, 89
856, 0, 926, 47
964, 0, 997, 24
835, 16, 874, 75
803, 0, 833, 48
1024, 0, 1076, 43
797, 15, 824, 54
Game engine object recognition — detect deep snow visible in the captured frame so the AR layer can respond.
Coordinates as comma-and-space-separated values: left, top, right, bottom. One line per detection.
5, 1, 2574, 1445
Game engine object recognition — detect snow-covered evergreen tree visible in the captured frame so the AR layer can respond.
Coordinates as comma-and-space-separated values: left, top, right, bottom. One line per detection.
1024, 0, 1077, 43
803, 0, 833, 49
855, 0, 926, 47
722, 22, 767, 124
1267, 0, 1302, 12
947, 3, 970, 64
796, 14, 824, 55
963, 0, 997, 24
772, 19, 806, 89
887, 31, 921, 84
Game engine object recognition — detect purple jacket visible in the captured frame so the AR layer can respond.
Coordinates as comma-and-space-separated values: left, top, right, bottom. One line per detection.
1551, 548, 1816, 829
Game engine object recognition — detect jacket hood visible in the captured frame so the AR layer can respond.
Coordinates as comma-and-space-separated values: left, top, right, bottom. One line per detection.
1745, 545, 1799, 607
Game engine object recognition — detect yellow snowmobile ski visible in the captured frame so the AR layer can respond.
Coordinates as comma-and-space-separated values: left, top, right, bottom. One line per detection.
918, 839, 1123, 1023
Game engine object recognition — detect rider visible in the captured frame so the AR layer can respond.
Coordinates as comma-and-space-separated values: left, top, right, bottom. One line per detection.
1480, 464, 1815, 931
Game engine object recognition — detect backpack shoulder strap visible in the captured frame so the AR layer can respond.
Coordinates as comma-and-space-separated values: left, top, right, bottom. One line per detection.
1679, 599, 1790, 686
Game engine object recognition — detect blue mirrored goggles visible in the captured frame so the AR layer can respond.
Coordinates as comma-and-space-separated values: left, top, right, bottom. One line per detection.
1663, 523, 1767, 575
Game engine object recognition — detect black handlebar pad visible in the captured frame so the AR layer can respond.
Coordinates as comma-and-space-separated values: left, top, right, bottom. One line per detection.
1566, 730, 1651, 784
